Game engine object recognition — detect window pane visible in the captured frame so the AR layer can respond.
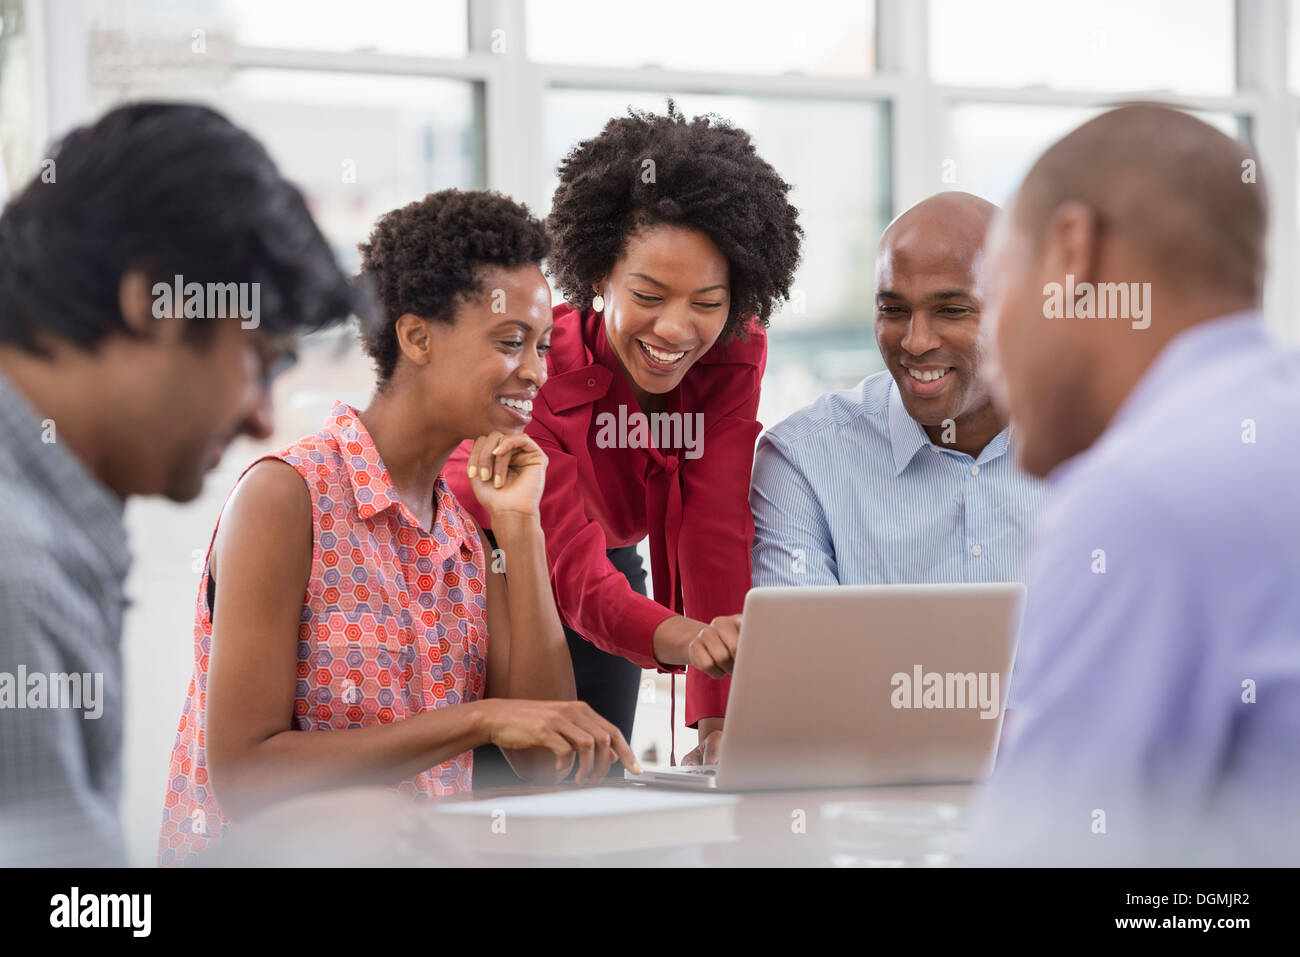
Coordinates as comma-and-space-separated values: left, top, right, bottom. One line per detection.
223, 0, 467, 56
945, 103, 1244, 206
545, 89, 891, 424
90, 70, 482, 272
528, 0, 875, 76
1291, 0, 1300, 92
89, 67, 481, 449
88, 0, 468, 58
930, 0, 1235, 96
0, 0, 32, 193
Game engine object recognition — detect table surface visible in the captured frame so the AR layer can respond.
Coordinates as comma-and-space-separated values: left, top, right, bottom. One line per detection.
427, 779, 978, 867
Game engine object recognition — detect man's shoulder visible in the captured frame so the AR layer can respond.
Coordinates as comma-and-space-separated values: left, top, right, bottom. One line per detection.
0, 492, 96, 646
764, 370, 892, 452
1060, 353, 1300, 537
0, 476, 71, 573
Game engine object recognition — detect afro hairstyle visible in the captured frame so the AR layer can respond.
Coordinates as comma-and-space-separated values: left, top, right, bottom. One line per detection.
356, 189, 550, 382
546, 100, 802, 344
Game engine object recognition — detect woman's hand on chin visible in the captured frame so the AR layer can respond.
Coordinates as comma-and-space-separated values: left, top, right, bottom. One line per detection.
464, 430, 548, 521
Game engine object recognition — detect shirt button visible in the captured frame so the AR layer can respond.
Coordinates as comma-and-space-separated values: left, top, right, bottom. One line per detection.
971, 544, 983, 557
970, 465, 980, 476
587, 378, 596, 387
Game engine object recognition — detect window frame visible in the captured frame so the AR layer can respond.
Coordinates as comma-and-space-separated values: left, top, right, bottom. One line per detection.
23, 0, 1300, 341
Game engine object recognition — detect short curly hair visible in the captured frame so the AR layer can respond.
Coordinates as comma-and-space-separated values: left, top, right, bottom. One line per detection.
547, 101, 802, 343
357, 189, 551, 382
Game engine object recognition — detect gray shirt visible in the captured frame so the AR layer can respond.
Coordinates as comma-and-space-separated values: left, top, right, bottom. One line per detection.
0, 369, 131, 866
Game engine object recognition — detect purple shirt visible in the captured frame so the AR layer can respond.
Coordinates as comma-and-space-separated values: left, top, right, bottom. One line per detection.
971, 312, 1300, 865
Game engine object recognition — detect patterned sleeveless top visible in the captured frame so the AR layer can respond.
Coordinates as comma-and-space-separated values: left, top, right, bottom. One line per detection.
157, 402, 489, 866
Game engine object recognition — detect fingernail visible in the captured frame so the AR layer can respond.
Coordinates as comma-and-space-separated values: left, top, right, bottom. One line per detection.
492, 446, 502, 454
466, 463, 474, 478
479, 467, 490, 481
493, 475, 502, 488
632, 763, 643, 774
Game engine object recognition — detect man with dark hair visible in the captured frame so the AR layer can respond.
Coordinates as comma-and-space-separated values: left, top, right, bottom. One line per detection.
0, 102, 356, 865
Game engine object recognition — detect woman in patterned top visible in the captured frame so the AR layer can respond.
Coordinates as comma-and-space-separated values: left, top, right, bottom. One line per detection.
158, 190, 638, 865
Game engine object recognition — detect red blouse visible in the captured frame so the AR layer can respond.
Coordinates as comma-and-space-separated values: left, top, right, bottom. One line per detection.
446, 304, 764, 727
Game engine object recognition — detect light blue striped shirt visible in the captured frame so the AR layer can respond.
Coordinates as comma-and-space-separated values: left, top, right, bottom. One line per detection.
750, 371, 1045, 588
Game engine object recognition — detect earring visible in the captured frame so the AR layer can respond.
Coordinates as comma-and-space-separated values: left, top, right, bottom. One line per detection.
592, 294, 605, 313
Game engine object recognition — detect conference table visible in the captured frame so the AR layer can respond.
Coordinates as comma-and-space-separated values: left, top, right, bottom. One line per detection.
214, 777, 979, 867
427, 779, 978, 867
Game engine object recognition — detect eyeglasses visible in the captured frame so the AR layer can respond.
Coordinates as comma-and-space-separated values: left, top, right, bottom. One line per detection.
256, 333, 300, 388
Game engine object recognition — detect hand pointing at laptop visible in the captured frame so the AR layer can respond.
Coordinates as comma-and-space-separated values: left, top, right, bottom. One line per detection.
674, 614, 741, 767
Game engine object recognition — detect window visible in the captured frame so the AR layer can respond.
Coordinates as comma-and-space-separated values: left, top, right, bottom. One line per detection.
36, 0, 1297, 864
527, 0, 875, 76
545, 86, 889, 425
0, 0, 31, 194
944, 103, 1245, 205
930, 0, 1236, 95
88, 0, 468, 58
86, 1, 482, 268
1291, 0, 1300, 92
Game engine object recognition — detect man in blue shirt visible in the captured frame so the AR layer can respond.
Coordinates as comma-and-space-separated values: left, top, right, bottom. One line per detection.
686, 192, 1045, 763
972, 105, 1299, 865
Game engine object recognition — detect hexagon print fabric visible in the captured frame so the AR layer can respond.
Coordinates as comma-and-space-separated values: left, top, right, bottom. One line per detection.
158, 403, 489, 866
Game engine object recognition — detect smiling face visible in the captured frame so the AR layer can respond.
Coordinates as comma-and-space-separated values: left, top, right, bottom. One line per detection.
414, 264, 554, 439
874, 201, 997, 438
596, 224, 731, 408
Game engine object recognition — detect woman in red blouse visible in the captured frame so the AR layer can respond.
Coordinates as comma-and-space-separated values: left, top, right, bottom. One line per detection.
448, 103, 802, 770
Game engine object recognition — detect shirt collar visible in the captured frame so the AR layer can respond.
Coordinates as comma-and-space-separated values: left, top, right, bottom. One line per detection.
539, 305, 765, 415
324, 402, 471, 553
886, 378, 934, 476
885, 375, 1016, 474
0, 369, 131, 581
325, 402, 400, 519
539, 307, 614, 414
975, 424, 1014, 465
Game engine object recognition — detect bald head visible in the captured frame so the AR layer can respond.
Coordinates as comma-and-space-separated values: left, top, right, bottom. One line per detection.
879, 191, 999, 263
1015, 105, 1267, 302
980, 105, 1268, 479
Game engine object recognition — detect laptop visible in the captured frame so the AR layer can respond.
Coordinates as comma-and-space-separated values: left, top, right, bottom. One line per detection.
627, 583, 1026, 790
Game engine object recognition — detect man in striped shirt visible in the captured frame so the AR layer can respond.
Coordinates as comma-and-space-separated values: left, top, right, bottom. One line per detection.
686, 192, 1044, 764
